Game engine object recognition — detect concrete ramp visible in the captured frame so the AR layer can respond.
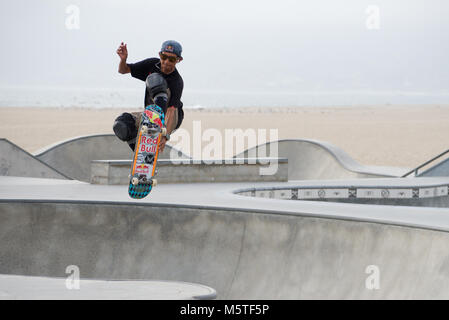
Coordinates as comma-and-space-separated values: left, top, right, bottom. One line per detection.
33, 136, 408, 183
2, 200, 449, 299
236, 139, 408, 180
0, 275, 216, 300
419, 158, 449, 177
35, 134, 190, 182
0, 139, 68, 179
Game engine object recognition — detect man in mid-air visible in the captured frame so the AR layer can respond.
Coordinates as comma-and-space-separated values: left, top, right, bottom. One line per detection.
114, 40, 184, 152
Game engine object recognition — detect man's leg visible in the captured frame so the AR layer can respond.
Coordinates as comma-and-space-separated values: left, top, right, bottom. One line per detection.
114, 74, 179, 151
113, 112, 139, 151
146, 74, 179, 133
114, 107, 175, 152
146, 73, 168, 111
131, 111, 142, 128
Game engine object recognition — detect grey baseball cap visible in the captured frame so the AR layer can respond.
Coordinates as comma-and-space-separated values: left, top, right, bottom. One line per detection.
160, 40, 182, 58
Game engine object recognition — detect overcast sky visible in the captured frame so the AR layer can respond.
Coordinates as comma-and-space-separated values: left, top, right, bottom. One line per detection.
0, 0, 448, 94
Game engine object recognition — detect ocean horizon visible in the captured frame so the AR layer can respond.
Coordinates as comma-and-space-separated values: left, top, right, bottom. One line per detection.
1, 86, 448, 109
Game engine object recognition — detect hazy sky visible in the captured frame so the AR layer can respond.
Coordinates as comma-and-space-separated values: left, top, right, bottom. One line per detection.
1, 0, 448, 94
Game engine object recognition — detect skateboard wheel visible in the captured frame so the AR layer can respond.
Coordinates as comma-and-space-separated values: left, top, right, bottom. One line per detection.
161, 128, 167, 136
152, 179, 158, 187
131, 177, 139, 185
141, 125, 148, 134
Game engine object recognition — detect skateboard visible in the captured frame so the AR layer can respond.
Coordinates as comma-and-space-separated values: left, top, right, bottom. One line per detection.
128, 104, 167, 199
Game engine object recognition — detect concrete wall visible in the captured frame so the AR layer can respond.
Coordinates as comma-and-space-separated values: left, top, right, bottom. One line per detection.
32, 136, 410, 183
0, 139, 68, 179
35, 134, 189, 182
2, 201, 449, 299
235, 139, 408, 180
90, 158, 288, 184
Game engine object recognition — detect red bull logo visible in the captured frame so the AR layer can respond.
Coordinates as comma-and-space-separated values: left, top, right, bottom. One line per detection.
144, 110, 163, 127
144, 109, 154, 119
135, 163, 149, 174
154, 118, 162, 127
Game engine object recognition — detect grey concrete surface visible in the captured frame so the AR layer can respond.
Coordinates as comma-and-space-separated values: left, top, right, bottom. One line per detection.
419, 157, 449, 177
235, 178, 449, 207
90, 158, 288, 184
2, 176, 449, 299
0, 139, 69, 180
1, 198, 449, 299
1, 176, 449, 231
34, 134, 190, 182
0, 275, 216, 300
235, 139, 410, 180
3, 133, 447, 299
32, 136, 412, 184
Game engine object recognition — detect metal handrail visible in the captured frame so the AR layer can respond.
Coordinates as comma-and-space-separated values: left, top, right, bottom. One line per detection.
401, 148, 449, 177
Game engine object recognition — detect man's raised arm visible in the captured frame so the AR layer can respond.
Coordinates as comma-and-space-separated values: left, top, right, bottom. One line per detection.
117, 42, 131, 74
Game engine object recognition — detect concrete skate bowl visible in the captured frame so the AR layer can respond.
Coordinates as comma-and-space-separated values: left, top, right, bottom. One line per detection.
235, 179, 449, 208
34, 134, 190, 182
235, 139, 408, 180
2, 200, 449, 299
0, 139, 69, 180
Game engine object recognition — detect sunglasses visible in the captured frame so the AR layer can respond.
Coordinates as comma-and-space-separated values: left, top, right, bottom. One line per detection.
159, 53, 178, 63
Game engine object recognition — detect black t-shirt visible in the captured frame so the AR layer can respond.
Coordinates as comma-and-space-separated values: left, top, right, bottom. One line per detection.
128, 57, 184, 112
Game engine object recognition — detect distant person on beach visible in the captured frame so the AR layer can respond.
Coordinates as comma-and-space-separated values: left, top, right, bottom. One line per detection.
113, 40, 184, 152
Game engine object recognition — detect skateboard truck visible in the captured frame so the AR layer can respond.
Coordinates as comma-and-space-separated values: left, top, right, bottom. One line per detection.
131, 175, 157, 187
141, 125, 167, 136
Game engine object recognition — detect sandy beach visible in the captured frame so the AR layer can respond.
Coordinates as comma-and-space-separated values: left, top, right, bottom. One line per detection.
1, 105, 448, 168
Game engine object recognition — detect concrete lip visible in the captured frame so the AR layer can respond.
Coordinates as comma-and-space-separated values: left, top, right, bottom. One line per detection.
2, 175, 449, 231
0, 274, 216, 300
233, 177, 449, 207
90, 157, 288, 184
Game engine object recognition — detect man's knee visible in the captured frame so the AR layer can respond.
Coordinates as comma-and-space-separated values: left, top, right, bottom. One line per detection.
113, 112, 138, 142
146, 73, 168, 110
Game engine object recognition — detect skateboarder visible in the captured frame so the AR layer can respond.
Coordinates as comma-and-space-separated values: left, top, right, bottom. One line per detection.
113, 40, 184, 153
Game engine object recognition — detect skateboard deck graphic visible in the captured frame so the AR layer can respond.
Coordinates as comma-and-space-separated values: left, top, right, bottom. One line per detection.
128, 104, 166, 199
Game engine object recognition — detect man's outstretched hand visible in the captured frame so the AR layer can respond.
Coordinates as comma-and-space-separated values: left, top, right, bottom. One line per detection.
117, 42, 128, 61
